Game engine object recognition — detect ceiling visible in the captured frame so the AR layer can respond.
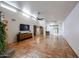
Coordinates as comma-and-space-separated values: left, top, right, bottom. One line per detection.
4, 1, 78, 23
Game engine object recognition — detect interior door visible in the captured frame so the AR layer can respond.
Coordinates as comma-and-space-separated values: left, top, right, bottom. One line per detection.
33, 25, 37, 36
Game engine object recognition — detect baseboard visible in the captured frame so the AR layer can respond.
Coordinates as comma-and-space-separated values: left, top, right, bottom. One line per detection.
64, 38, 78, 58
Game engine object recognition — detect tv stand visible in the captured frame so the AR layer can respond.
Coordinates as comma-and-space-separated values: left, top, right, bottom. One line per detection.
17, 32, 32, 41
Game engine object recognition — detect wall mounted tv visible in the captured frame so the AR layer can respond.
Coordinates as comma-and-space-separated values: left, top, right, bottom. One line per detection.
20, 24, 30, 31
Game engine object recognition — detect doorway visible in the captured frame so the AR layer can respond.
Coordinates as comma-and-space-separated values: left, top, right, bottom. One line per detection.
33, 25, 44, 36
33, 25, 37, 36
50, 25, 59, 35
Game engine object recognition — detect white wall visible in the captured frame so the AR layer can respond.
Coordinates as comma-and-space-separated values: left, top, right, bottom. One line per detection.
1, 6, 38, 44
64, 3, 79, 57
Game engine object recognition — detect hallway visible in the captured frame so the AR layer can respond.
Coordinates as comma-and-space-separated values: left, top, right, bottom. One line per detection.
0, 1, 79, 58
8, 35, 77, 58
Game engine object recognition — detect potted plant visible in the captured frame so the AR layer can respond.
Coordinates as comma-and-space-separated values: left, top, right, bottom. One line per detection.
0, 21, 6, 56
0, 11, 15, 58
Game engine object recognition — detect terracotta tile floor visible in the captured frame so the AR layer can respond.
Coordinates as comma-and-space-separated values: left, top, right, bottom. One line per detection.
8, 35, 78, 58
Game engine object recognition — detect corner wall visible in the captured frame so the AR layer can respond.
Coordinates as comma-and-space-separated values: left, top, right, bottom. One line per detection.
64, 2, 79, 57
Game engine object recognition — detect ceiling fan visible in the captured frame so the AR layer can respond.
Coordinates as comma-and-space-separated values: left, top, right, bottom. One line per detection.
37, 12, 45, 20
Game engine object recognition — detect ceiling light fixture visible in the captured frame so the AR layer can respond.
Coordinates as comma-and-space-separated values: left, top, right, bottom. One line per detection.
31, 17, 36, 21
22, 13, 30, 18
32, 14, 37, 19
1, 3, 16, 12
22, 8, 36, 19
23, 8, 31, 16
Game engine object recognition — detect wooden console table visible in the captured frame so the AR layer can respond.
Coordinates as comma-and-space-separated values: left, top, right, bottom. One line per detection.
17, 33, 32, 41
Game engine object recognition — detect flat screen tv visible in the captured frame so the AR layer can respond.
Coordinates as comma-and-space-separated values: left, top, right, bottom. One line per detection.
20, 24, 30, 31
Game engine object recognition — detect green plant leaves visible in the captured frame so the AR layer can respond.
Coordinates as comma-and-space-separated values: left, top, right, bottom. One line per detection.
0, 22, 6, 54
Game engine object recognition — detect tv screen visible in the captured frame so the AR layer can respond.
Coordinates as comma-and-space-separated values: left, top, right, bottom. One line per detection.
20, 24, 30, 31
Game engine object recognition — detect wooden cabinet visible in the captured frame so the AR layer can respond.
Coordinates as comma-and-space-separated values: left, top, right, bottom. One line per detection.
17, 33, 32, 41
